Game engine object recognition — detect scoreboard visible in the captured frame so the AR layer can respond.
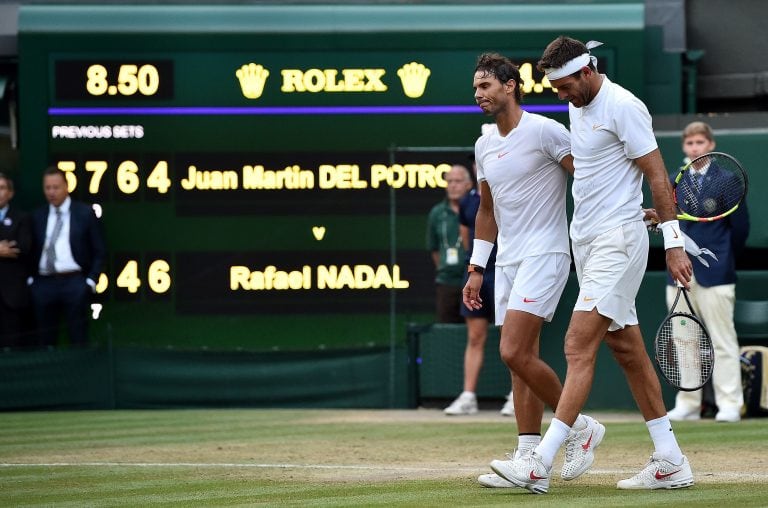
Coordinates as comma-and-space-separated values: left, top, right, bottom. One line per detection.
17, 4, 643, 349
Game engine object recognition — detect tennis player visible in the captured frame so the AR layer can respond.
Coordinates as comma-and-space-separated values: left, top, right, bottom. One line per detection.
493, 36, 695, 493
463, 52, 605, 490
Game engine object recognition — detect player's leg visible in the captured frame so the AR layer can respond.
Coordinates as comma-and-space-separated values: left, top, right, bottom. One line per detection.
610, 325, 693, 490
556, 309, 612, 421
490, 253, 607, 492
605, 325, 667, 420
594, 221, 694, 490
495, 225, 648, 492
480, 262, 552, 489
499, 310, 557, 412
497, 253, 570, 412
491, 308, 609, 493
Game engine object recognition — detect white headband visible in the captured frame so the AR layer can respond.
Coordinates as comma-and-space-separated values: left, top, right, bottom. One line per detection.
544, 40, 603, 80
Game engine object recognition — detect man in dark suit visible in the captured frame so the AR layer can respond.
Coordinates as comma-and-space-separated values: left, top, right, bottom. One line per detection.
30, 167, 106, 347
666, 122, 749, 423
0, 173, 32, 347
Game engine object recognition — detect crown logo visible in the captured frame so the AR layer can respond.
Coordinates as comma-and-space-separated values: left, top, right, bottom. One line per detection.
397, 62, 431, 99
236, 63, 270, 99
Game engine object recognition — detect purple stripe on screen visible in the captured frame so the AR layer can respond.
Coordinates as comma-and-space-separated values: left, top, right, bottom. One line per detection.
48, 104, 568, 116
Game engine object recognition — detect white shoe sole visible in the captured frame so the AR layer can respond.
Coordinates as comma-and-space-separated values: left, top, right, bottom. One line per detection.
477, 473, 516, 488
617, 477, 694, 490
489, 460, 548, 494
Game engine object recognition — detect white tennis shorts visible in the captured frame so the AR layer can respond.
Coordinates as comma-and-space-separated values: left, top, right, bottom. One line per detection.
494, 252, 570, 326
572, 220, 648, 331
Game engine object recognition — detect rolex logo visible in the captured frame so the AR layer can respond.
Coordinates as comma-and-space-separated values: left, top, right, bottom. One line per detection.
236, 63, 270, 99
397, 62, 431, 99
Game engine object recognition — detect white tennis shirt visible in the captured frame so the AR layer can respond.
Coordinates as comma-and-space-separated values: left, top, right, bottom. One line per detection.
568, 76, 657, 245
475, 111, 571, 266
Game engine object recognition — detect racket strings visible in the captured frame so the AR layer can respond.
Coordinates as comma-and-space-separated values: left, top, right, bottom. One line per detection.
657, 314, 713, 390
677, 155, 746, 218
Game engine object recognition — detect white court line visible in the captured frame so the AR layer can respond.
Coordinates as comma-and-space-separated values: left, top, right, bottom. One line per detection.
0, 462, 474, 472
1, 462, 768, 480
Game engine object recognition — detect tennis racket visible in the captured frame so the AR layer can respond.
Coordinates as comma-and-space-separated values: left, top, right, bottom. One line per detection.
654, 286, 714, 391
672, 151, 748, 222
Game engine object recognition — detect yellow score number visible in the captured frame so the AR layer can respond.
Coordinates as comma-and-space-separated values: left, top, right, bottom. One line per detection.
86, 64, 161, 97
57, 160, 171, 195
107, 259, 172, 294
518, 62, 557, 94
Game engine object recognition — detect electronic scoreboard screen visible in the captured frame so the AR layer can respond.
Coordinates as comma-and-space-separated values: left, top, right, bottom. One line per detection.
18, 5, 632, 350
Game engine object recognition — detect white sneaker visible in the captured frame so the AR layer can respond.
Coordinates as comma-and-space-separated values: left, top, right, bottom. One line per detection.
491, 451, 550, 494
617, 453, 694, 489
561, 415, 605, 480
500, 391, 515, 417
667, 406, 700, 421
443, 393, 478, 415
715, 407, 741, 422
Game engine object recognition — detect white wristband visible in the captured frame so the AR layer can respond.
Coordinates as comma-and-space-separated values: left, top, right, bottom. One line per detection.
659, 220, 685, 250
469, 239, 494, 268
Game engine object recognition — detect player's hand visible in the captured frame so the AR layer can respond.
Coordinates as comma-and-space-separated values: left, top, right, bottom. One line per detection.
642, 208, 660, 232
462, 273, 484, 310
642, 208, 658, 221
666, 247, 692, 289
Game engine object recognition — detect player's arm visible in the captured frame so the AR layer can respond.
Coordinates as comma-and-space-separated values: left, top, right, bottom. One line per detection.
474, 180, 497, 244
463, 180, 497, 310
634, 148, 692, 288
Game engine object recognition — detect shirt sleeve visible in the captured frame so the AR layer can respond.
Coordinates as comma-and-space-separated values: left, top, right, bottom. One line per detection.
474, 138, 486, 183
614, 95, 658, 160
540, 118, 571, 163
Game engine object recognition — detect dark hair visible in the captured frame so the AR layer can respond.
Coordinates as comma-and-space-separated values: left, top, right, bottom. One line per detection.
43, 166, 67, 181
0, 172, 13, 192
475, 52, 523, 103
537, 36, 596, 77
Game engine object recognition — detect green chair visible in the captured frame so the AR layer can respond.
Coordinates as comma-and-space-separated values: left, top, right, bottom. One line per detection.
734, 300, 768, 345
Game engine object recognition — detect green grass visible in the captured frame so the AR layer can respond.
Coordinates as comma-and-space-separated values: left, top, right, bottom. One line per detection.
1, 410, 767, 507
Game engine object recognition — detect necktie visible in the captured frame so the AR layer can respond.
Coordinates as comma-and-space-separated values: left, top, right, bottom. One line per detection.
44, 207, 63, 274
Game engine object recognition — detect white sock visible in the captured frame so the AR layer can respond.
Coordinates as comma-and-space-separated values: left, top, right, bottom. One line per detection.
517, 434, 541, 455
647, 415, 684, 464
460, 391, 476, 399
535, 418, 571, 469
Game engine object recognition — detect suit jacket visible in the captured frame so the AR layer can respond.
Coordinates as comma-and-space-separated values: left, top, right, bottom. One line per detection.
31, 199, 106, 282
0, 206, 32, 309
668, 164, 750, 287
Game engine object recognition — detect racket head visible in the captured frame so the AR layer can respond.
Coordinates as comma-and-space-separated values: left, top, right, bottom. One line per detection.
654, 311, 714, 391
673, 151, 748, 221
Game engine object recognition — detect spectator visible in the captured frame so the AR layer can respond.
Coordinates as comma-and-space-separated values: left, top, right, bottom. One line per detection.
0, 172, 32, 348
666, 121, 750, 423
427, 164, 472, 323
444, 156, 514, 416
30, 167, 106, 347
